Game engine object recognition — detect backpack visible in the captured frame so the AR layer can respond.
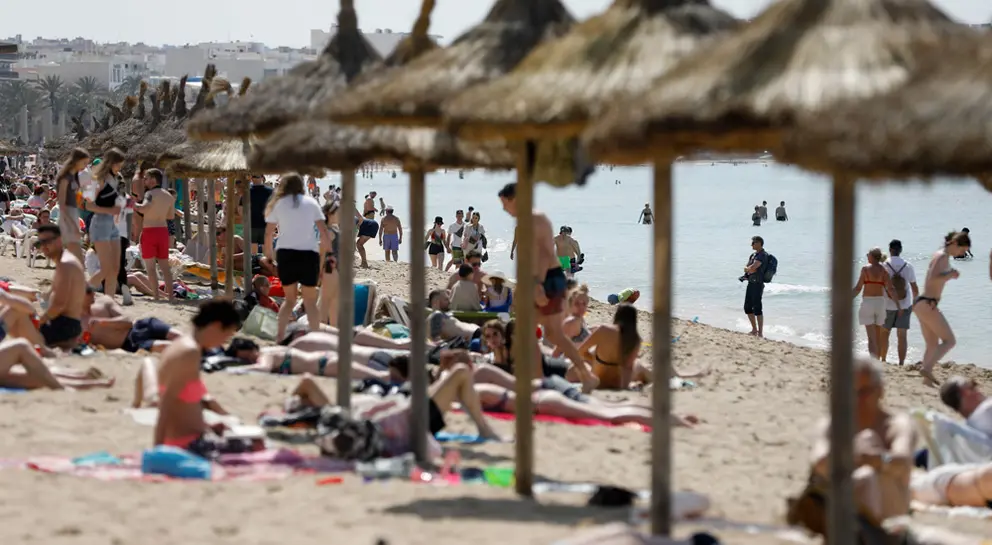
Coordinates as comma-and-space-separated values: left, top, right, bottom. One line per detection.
889, 262, 909, 301
762, 253, 778, 283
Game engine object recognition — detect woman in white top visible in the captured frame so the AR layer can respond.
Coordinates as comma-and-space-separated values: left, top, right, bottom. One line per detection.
264, 174, 331, 342
461, 211, 485, 253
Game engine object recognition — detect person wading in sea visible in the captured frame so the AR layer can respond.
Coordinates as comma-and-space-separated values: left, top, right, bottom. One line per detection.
637, 204, 652, 225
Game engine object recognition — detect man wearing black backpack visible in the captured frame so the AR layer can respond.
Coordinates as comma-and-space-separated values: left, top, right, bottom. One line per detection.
743, 235, 768, 337
880, 239, 919, 365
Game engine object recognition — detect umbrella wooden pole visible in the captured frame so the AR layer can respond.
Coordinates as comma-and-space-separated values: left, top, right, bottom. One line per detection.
513, 147, 535, 497
408, 168, 428, 464
208, 178, 219, 294
650, 160, 674, 536
828, 174, 857, 545
337, 169, 357, 410
225, 179, 236, 297
242, 179, 253, 293
182, 178, 191, 244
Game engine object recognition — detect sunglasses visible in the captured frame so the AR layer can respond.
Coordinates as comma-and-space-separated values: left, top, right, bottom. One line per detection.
34, 237, 56, 248
469, 261, 481, 268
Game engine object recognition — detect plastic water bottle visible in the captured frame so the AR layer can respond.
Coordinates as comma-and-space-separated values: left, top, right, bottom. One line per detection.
355, 453, 416, 481
141, 445, 212, 480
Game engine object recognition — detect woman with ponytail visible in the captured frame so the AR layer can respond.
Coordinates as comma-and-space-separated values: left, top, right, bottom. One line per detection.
914, 231, 971, 387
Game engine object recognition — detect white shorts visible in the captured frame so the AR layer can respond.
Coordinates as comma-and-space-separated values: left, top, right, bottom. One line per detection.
910, 464, 976, 505
858, 296, 886, 326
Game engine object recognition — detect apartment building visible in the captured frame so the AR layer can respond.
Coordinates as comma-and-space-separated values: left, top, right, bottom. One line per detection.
310, 26, 443, 58
0, 42, 17, 81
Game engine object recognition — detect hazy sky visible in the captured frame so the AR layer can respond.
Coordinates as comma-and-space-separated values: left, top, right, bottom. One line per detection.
3, 0, 990, 48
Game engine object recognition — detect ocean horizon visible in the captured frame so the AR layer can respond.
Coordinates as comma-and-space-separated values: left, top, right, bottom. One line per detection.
316, 162, 992, 369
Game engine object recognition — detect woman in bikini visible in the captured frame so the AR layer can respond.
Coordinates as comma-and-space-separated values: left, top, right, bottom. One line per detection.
318, 200, 340, 327
911, 462, 992, 509
245, 345, 390, 381
915, 231, 970, 387
476, 319, 581, 381
154, 300, 246, 458
579, 304, 651, 390
554, 284, 593, 358
853, 247, 896, 359
426, 216, 448, 270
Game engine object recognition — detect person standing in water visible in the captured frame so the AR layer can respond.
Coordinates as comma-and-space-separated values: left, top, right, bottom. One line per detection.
751, 205, 762, 226
498, 182, 598, 393
379, 206, 402, 262
913, 231, 970, 387
637, 204, 652, 225
759, 201, 768, 221
775, 201, 788, 221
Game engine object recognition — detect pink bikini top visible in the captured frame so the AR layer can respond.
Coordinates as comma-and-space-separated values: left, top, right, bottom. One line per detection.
159, 380, 208, 403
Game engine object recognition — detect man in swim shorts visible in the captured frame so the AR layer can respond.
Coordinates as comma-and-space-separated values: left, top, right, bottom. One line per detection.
33, 224, 86, 349
135, 169, 175, 302
498, 182, 598, 392
82, 286, 181, 353
378, 206, 402, 262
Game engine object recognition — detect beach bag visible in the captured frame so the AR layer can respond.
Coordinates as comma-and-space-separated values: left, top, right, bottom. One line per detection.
315, 406, 384, 462
890, 263, 908, 301
762, 253, 778, 283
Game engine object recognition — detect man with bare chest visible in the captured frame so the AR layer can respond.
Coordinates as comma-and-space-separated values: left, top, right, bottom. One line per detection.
37, 224, 86, 349
136, 169, 175, 302
498, 183, 598, 392
379, 206, 402, 262
83, 287, 181, 353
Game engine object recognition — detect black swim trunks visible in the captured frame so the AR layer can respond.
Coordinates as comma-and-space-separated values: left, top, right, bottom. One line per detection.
121, 317, 173, 353
538, 267, 568, 316
40, 315, 83, 347
358, 219, 379, 239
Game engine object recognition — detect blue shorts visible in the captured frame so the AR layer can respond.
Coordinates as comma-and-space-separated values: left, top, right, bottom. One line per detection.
121, 317, 173, 353
382, 233, 399, 251
89, 214, 120, 242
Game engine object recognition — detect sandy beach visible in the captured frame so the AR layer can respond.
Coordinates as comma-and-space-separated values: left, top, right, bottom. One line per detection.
1, 246, 991, 545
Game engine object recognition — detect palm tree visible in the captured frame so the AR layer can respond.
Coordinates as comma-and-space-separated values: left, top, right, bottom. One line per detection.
34, 74, 64, 124
0, 81, 44, 138
113, 75, 143, 101
72, 76, 109, 126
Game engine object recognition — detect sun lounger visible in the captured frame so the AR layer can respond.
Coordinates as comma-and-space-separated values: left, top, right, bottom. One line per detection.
911, 409, 992, 468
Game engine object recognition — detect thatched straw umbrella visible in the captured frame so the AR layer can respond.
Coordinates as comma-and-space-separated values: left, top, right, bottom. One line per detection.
0, 140, 16, 154
185, 0, 381, 141
779, 55, 992, 188
441, 0, 737, 534
325, 0, 575, 495
579, 0, 982, 541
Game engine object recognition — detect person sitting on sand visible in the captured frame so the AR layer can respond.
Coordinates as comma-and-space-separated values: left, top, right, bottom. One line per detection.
477, 319, 588, 383
578, 303, 652, 390
245, 275, 280, 314
427, 290, 482, 344
915, 231, 971, 387
788, 359, 916, 536
482, 271, 512, 313
0, 337, 113, 390
85, 245, 171, 299
154, 300, 245, 457
449, 264, 482, 311
82, 286, 182, 353
555, 284, 593, 357
286, 353, 504, 456
445, 250, 486, 293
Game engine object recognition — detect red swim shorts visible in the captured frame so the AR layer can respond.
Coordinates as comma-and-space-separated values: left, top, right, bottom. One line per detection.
141, 226, 170, 260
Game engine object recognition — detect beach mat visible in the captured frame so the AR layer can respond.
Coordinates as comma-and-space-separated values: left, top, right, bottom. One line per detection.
21, 448, 353, 482
435, 432, 492, 444
479, 410, 650, 432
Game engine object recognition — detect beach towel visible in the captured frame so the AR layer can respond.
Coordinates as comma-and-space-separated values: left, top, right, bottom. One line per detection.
911, 409, 992, 468
474, 410, 650, 432
126, 407, 242, 430
21, 448, 352, 482
435, 432, 492, 444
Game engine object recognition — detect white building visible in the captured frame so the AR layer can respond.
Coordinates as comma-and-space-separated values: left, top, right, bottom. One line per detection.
15, 54, 148, 90
163, 42, 315, 83
310, 26, 444, 58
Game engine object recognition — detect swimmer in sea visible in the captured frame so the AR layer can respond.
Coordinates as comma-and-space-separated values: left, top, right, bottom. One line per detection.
954, 228, 974, 259
914, 231, 971, 387
775, 201, 788, 221
751, 205, 761, 226
638, 203, 652, 225
759, 201, 768, 221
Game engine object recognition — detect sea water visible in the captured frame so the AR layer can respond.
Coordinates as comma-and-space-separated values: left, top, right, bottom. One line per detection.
316, 162, 991, 368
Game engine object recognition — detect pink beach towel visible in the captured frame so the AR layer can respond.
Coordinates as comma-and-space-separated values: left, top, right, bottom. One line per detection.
21, 448, 353, 482
474, 411, 650, 432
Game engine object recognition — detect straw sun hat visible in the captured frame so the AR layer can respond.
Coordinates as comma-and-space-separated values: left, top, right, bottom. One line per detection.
482, 271, 513, 287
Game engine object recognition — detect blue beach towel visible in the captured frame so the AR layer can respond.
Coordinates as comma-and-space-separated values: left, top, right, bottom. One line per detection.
434, 432, 491, 444
354, 284, 370, 326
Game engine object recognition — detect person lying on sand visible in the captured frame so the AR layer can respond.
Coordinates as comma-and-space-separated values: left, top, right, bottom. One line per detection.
788, 359, 916, 538
416, 350, 698, 429
286, 356, 504, 457
0, 337, 114, 390
85, 246, 171, 299
233, 343, 392, 382
428, 289, 482, 343
81, 286, 182, 353
911, 462, 992, 509
154, 300, 244, 458
281, 325, 428, 353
